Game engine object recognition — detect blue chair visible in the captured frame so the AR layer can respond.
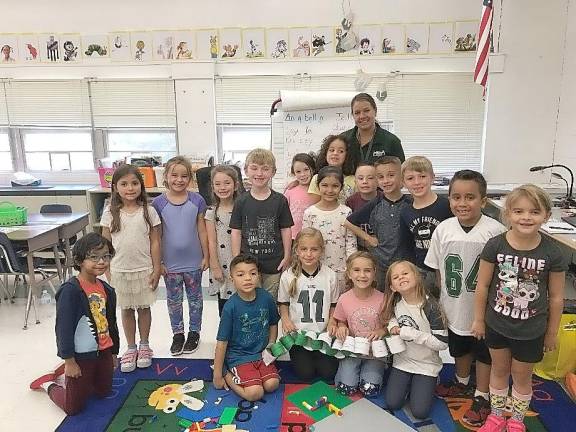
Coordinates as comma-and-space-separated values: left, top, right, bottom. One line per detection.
0, 233, 57, 329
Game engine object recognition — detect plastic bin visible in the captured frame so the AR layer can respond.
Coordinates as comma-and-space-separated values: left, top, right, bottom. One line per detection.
97, 167, 115, 188
138, 167, 156, 188
154, 167, 165, 188
0, 201, 27, 226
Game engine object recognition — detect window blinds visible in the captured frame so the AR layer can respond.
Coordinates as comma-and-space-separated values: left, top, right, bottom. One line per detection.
4, 80, 91, 127
89, 80, 177, 128
0, 83, 8, 126
215, 73, 485, 174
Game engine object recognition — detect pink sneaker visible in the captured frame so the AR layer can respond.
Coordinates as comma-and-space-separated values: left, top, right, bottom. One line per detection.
136, 345, 153, 368
478, 414, 507, 432
506, 419, 526, 432
120, 349, 138, 373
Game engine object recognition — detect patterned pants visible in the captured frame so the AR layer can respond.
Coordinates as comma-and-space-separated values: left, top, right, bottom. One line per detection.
164, 270, 203, 334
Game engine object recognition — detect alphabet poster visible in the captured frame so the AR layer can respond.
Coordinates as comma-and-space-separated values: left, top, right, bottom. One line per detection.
131, 32, 153, 62
196, 29, 218, 60
429, 23, 453, 53
18, 35, 40, 62
357, 25, 381, 56
267, 28, 289, 59
289, 28, 311, 58
219, 28, 242, 59
82, 34, 109, 60
310, 27, 334, 57
153, 31, 175, 61
61, 34, 81, 62
40, 33, 61, 62
110, 32, 131, 62
405, 23, 429, 54
381, 24, 405, 54
173, 31, 194, 60
242, 28, 265, 59
0, 35, 19, 63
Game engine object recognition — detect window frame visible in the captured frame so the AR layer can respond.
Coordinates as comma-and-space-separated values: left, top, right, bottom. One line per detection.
102, 127, 179, 162
217, 123, 271, 165
17, 126, 96, 173
0, 127, 14, 172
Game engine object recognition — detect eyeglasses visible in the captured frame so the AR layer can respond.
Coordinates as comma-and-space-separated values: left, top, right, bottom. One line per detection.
86, 254, 114, 263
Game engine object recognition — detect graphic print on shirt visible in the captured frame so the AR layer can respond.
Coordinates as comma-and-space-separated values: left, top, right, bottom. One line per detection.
297, 287, 325, 323
246, 216, 276, 255
88, 292, 109, 343
397, 314, 419, 330
350, 305, 380, 336
409, 216, 443, 250
239, 308, 269, 345
494, 255, 544, 320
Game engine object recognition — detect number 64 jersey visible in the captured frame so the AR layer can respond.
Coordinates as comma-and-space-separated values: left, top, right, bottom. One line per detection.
424, 215, 506, 336
277, 265, 340, 333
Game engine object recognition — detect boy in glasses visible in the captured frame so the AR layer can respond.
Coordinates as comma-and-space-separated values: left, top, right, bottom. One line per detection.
29, 232, 120, 416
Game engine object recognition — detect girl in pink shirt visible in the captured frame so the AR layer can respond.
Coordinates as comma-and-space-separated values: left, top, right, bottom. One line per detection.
333, 251, 386, 397
284, 153, 317, 239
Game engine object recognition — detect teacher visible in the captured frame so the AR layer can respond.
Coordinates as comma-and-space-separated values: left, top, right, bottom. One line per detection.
341, 93, 405, 164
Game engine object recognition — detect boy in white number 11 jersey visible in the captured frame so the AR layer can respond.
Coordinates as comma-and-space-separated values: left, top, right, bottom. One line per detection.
425, 170, 506, 427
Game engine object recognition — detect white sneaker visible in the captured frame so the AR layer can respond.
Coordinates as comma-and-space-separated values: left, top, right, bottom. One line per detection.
120, 349, 138, 373
136, 345, 153, 368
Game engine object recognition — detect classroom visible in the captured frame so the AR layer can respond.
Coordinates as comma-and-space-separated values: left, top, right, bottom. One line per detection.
1, 1, 575, 431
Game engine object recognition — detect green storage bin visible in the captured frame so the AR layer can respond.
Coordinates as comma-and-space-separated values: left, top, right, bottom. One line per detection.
0, 201, 27, 226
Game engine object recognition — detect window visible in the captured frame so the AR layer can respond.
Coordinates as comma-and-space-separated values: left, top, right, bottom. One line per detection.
218, 125, 270, 167
0, 130, 12, 171
22, 129, 93, 171
106, 130, 177, 164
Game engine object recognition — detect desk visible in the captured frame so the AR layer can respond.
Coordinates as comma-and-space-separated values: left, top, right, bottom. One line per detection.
27, 212, 89, 279
487, 198, 576, 252
1, 224, 63, 329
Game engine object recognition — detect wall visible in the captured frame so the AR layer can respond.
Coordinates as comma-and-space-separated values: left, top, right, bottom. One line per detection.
483, 0, 571, 184
1, 0, 573, 185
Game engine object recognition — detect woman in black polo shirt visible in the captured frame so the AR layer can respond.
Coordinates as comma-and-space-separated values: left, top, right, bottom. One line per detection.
341, 93, 405, 164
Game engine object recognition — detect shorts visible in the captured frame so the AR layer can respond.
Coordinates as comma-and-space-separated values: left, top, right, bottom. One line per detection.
448, 329, 491, 365
229, 360, 280, 387
485, 326, 545, 363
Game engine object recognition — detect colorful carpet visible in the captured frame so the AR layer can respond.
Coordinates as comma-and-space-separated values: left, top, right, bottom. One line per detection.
55, 359, 574, 432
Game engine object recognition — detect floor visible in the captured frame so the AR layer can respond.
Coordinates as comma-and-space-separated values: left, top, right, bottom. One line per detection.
0, 281, 456, 432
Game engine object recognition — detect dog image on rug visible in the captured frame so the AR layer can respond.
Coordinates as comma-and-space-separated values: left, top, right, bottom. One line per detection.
148, 380, 205, 413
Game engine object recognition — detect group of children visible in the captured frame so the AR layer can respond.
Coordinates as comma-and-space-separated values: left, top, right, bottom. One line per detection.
30, 135, 566, 432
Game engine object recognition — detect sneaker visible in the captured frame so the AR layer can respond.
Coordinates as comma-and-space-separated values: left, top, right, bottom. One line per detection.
478, 414, 507, 432
464, 396, 491, 426
29, 363, 65, 390
136, 345, 153, 368
170, 333, 185, 356
506, 419, 526, 432
120, 349, 138, 373
436, 380, 473, 398
183, 331, 200, 354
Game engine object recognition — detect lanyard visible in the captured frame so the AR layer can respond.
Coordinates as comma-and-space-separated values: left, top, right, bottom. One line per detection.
357, 128, 376, 162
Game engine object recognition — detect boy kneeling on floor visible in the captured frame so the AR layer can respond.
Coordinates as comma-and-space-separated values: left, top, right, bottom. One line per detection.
30, 233, 119, 416
213, 253, 280, 401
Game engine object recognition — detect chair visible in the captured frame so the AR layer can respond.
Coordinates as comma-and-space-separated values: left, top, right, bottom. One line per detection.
39, 204, 74, 279
195, 164, 245, 206
0, 233, 57, 329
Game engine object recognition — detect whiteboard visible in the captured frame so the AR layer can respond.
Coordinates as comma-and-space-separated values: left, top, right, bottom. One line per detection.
271, 106, 393, 190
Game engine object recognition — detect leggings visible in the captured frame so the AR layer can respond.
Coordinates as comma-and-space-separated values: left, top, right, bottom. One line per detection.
48, 349, 113, 416
290, 345, 339, 382
385, 367, 437, 419
164, 270, 203, 334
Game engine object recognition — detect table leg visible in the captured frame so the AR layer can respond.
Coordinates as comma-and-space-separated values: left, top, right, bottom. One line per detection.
63, 238, 73, 280
53, 245, 64, 283
23, 253, 39, 329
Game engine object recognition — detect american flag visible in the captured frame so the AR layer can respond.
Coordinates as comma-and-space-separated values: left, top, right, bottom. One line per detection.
474, 0, 494, 87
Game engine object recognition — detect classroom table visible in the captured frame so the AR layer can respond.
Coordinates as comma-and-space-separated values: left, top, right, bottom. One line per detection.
26, 212, 89, 279
2, 224, 63, 329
